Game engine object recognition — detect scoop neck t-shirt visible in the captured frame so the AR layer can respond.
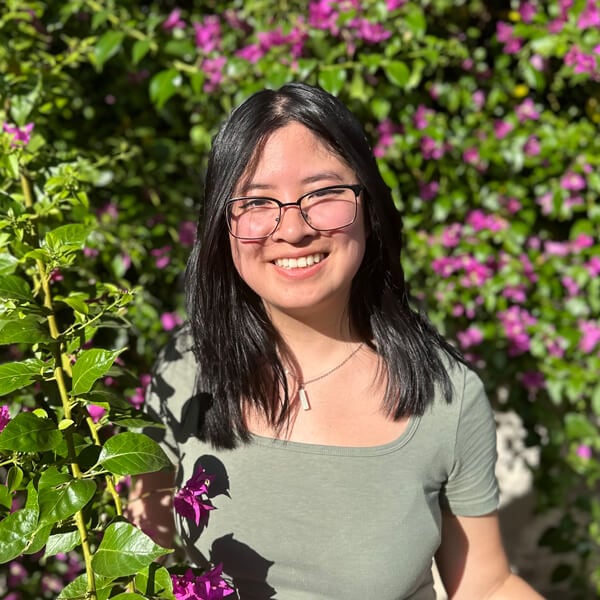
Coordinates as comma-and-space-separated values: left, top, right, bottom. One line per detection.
145, 330, 499, 600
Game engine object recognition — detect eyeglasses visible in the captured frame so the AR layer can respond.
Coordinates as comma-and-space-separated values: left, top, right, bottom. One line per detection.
225, 184, 363, 240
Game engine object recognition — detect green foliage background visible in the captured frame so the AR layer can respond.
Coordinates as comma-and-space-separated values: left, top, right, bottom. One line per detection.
0, 0, 599, 598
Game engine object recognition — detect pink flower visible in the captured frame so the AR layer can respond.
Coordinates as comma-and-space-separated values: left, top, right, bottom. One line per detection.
8, 561, 27, 587
519, 2, 537, 22
466, 210, 507, 232
178, 221, 197, 246
585, 256, 600, 276
502, 285, 527, 304
160, 312, 183, 331
2, 122, 34, 146
0, 405, 10, 433
457, 326, 484, 349
564, 46, 598, 76
129, 374, 151, 409
97, 201, 119, 220
172, 564, 235, 600
193, 16, 221, 53
571, 233, 594, 252
202, 56, 227, 93
503, 197, 522, 213
523, 135, 540, 156
530, 54, 545, 71
349, 18, 391, 43
373, 119, 402, 157
163, 9, 186, 31
419, 181, 439, 201
544, 240, 570, 256
420, 136, 444, 160
494, 119, 513, 138
536, 192, 554, 215
578, 320, 600, 353
521, 371, 545, 392
561, 276, 580, 297
387, 0, 407, 9
496, 22, 522, 53
174, 466, 216, 526
152, 245, 172, 269
236, 44, 264, 63
472, 90, 485, 110
516, 98, 540, 122
413, 104, 433, 130
440, 223, 462, 248
576, 445, 592, 460
309, 1, 340, 34
560, 171, 586, 191
462, 147, 480, 165
498, 306, 537, 356
578, 0, 600, 29
87, 404, 106, 423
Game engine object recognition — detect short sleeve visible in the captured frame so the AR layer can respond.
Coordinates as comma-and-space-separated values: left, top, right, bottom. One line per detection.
439, 368, 499, 516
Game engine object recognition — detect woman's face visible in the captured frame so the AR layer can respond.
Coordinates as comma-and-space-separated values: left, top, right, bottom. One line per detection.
228, 122, 367, 326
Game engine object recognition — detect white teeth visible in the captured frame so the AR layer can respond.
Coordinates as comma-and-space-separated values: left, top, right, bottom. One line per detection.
274, 253, 324, 269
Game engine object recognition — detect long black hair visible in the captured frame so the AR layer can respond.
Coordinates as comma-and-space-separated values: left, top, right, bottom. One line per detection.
185, 82, 465, 448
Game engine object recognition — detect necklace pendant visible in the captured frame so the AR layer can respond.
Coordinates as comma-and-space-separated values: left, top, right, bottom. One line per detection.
298, 386, 310, 410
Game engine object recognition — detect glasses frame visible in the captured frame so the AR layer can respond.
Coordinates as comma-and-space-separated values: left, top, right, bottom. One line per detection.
225, 183, 363, 240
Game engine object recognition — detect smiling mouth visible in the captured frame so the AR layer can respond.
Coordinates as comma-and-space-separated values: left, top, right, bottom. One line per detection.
273, 253, 326, 269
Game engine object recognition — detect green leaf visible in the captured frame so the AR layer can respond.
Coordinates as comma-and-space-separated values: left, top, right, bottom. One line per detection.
98, 432, 171, 476
383, 61, 410, 87
71, 348, 123, 395
94, 30, 125, 69
0, 509, 38, 563
0, 358, 44, 396
0, 485, 12, 510
0, 254, 18, 275
45, 529, 81, 557
565, 413, 597, 440
58, 573, 114, 600
318, 67, 347, 95
0, 274, 33, 302
7, 465, 24, 492
25, 522, 52, 555
38, 479, 96, 525
44, 224, 91, 253
39, 466, 71, 490
134, 564, 174, 599
0, 316, 52, 344
92, 521, 172, 578
132, 39, 151, 65
10, 90, 40, 124
0, 412, 62, 452
149, 69, 182, 109
110, 594, 147, 600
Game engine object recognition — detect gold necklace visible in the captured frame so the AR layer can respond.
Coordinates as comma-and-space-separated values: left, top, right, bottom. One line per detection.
285, 343, 364, 410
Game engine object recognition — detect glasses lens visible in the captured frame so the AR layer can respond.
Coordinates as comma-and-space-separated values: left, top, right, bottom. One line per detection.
228, 198, 279, 239
301, 187, 357, 231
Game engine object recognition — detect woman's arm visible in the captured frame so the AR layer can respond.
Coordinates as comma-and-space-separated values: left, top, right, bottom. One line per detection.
126, 469, 176, 549
435, 511, 545, 599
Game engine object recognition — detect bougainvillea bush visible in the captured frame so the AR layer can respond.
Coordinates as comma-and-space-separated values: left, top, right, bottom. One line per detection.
0, 0, 598, 598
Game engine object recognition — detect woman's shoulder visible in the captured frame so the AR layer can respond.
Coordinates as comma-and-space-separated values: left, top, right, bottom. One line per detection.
428, 352, 490, 421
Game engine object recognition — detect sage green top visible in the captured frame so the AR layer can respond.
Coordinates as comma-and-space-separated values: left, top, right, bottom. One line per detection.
145, 330, 499, 600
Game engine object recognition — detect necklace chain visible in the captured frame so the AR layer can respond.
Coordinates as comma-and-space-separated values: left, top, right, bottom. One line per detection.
285, 343, 364, 410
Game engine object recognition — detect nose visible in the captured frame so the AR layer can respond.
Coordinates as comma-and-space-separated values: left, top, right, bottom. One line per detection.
270, 204, 315, 243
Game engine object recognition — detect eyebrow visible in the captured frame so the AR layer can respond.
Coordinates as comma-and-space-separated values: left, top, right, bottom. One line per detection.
240, 171, 347, 195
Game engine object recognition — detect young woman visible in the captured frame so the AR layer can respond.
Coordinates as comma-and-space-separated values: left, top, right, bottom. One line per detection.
131, 83, 543, 599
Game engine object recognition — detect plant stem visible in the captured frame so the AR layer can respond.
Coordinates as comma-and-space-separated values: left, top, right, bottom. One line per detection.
20, 173, 98, 600
85, 416, 123, 516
